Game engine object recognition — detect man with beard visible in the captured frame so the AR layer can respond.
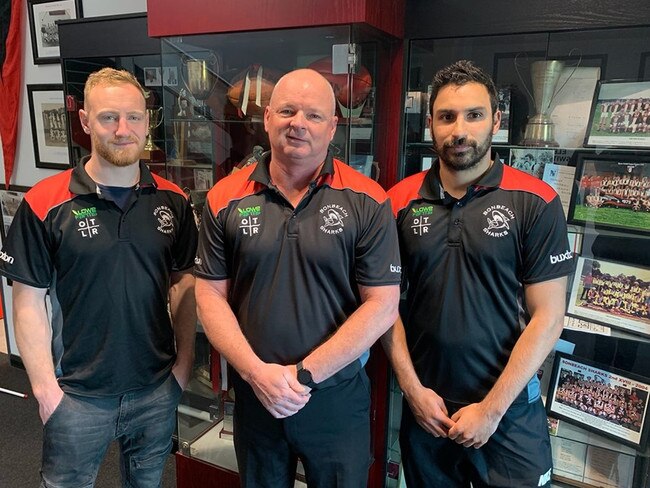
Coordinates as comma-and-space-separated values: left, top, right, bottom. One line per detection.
383, 60, 574, 487
0, 68, 198, 487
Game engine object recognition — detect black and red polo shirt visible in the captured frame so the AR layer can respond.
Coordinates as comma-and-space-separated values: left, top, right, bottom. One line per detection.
196, 152, 401, 371
0, 160, 198, 397
388, 155, 574, 405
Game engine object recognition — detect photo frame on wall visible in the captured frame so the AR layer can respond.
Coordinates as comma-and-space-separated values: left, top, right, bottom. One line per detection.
546, 352, 650, 450
27, 84, 71, 170
568, 154, 650, 235
567, 256, 650, 338
493, 87, 512, 144
27, 0, 83, 65
584, 80, 650, 149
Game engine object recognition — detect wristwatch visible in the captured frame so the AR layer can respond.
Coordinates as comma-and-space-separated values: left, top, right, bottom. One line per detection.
296, 361, 317, 388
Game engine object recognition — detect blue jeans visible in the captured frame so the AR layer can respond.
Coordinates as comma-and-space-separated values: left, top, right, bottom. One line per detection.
40, 374, 182, 488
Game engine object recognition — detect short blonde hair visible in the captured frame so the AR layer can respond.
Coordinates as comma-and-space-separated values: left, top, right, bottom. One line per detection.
84, 67, 147, 106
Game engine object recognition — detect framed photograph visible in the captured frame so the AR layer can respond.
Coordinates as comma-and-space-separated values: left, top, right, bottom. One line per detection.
162, 66, 178, 87
27, 84, 70, 170
144, 67, 162, 87
567, 256, 650, 338
546, 352, 650, 450
27, 0, 83, 65
584, 80, 650, 149
508, 147, 554, 179
0, 189, 27, 241
568, 154, 650, 235
493, 87, 511, 144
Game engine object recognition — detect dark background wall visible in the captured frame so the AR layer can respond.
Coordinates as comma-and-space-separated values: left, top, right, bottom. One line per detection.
406, 0, 650, 39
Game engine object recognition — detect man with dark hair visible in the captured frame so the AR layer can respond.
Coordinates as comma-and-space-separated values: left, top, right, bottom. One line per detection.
0, 67, 198, 487
384, 59, 574, 487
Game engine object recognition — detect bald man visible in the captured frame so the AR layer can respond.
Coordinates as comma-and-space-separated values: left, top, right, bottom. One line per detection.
195, 69, 401, 487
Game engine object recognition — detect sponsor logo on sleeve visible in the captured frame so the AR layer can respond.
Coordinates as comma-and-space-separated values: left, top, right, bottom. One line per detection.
538, 468, 552, 486
194, 256, 202, 266
0, 251, 14, 264
390, 264, 401, 273
237, 206, 261, 236
550, 250, 573, 264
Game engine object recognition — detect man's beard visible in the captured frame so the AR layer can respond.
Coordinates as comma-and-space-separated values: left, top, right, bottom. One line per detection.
92, 132, 143, 167
433, 132, 492, 172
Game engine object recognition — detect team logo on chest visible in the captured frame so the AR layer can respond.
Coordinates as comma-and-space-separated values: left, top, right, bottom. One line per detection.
319, 204, 348, 235
238, 205, 261, 236
154, 206, 175, 234
482, 204, 515, 238
410, 205, 433, 236
73, 206, 100, 239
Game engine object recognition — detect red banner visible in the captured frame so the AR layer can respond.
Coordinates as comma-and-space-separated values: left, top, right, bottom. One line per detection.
0, 0, 23, 188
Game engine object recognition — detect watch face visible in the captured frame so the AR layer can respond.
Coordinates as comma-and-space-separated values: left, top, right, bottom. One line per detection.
298, 368, 313, 385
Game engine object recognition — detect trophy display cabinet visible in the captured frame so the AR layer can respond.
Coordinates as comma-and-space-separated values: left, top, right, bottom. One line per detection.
146, 1, 405, 487
397, 15, 650, 488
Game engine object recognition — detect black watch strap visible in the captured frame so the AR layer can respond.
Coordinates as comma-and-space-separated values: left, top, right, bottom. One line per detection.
296, 360, 317, 388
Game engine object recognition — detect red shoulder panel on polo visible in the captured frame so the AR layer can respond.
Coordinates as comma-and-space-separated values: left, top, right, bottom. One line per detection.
328, 159, 388, 204
207, 163, 259, 215
388, 170, 427, 217
151, 173, 189, 199
500, 165, 557, 203
25, 169, 75, 221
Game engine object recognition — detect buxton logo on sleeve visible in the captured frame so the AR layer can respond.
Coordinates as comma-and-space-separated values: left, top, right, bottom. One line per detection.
238, 205, 262, 236
154, 206, 175, 234
482, 205, 515, 238
73, 206, 100, 238
319, 204, 348, 235
0, 251, 14, 264
550, 250, 573, 264
410, 205, 433, 236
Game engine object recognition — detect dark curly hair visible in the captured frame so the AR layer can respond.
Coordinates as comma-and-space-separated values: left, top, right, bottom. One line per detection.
429, 60, 498, 117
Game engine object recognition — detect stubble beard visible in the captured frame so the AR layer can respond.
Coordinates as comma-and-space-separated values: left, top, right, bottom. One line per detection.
92, 132, 144, 168
433, 132, 492, 173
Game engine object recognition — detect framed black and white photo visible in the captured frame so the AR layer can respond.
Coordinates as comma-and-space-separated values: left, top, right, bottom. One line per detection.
163, 66, 178, 87
493, 87, 512, 144
546, 353, 650, 450
0, 188, 27, 241
27, 84, 70, 170
568, 154, 650, 235
144, 67, 162, 87
508, 147, 555, 179
584, 80, 650, 149
27, 0, 83, 65
567, 256, 650, 338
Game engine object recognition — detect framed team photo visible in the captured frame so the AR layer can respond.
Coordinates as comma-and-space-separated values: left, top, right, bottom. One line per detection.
546, 352, 650, 450
493, 87, 512, 144
27, 84, 71, 170
568, 154, 650, 235
567, 256, 650, 338
27, 0, 83, 64
584, 80, 650, 149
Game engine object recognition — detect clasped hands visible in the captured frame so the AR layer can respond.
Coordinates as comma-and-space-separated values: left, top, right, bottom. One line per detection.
248, 363, 311, 418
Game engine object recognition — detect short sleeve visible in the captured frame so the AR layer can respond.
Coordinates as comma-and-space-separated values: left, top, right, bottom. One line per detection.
0, 200, 53, 288
171, 197, 199, 272
522, 195, 575, 284
355, 198, 401, 286
194, 202, 229, 280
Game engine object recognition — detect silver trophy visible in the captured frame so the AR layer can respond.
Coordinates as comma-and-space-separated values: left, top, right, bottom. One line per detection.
519, 60, 573, 147
181, 53, 221, 119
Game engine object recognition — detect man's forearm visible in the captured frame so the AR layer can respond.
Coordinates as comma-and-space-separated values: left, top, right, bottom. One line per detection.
303, 284, 400, 384
169, 271, 197, 367
380, 316, 424, 400
195, 278, 264, 381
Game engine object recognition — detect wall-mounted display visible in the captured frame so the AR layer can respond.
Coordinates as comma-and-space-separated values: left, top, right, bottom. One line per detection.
585, 80, 650, 149
568, 155, 650, 235
508, 147, 554, 179
567, 256, 650, 338
27, 84, 70, 170
546, 352, 650, 450
27, 0, 82, 64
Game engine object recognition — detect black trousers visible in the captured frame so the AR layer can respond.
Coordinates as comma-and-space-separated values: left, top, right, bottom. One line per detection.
232, 370, 371, 488
400, 397, 553, 488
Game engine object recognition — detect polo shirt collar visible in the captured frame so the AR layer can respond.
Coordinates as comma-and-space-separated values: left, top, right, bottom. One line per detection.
69, 156, 157, 195
420, 151, 503, 200
249, 150, 335, 187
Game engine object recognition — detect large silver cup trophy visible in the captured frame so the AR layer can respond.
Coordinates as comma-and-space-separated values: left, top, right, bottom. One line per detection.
520, 60, 567, 147
180, 53, 221, 119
